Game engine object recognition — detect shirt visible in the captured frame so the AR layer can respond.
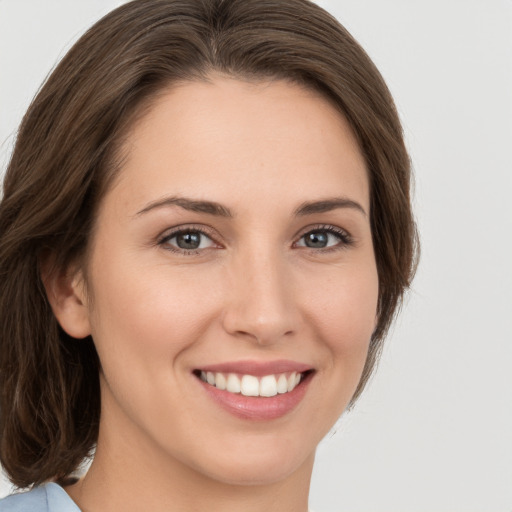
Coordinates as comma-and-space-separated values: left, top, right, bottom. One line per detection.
0, 483, 80, 512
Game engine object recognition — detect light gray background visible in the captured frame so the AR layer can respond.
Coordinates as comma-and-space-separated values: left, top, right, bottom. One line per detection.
1, 1, 511, 511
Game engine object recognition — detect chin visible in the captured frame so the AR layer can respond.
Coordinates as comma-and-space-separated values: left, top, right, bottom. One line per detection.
185, 432, 316, 487
204, 455, 312, 487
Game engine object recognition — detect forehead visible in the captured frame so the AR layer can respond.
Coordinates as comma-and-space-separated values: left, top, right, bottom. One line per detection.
107, 76, 369, 215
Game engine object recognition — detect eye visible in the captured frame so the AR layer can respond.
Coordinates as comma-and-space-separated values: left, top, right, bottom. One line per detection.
159, 228, 216, 253
295, 226, 353, 250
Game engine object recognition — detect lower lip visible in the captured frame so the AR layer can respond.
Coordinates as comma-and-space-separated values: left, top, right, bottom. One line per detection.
196, 373, 313, 421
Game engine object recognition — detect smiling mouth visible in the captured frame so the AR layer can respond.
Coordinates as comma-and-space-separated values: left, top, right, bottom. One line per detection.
193, 370, 313, 397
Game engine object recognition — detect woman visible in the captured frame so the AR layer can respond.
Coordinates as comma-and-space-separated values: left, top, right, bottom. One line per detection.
0, 0, 417, 510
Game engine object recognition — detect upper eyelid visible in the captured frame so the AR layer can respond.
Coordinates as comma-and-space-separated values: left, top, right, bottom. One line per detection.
293, 224, 352, 240
159, 224, 218, 241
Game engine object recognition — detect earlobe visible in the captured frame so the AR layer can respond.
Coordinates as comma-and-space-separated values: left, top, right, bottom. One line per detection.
42, 262, 92, 339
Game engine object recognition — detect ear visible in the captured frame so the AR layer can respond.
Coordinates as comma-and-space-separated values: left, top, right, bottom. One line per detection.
42, 260, 92, 339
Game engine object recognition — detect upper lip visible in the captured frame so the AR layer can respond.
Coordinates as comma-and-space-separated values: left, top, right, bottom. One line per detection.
196, 359, 313, 376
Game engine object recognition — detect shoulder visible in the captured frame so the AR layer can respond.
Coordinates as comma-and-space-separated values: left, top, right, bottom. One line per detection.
0, 483, 80, 512
0, 485, 49, 512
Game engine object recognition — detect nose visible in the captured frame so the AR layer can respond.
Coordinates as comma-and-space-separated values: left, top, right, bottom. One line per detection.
221, 249, 300, 345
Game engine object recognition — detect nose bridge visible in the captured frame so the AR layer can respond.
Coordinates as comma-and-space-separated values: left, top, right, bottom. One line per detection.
222, 243, 298, 344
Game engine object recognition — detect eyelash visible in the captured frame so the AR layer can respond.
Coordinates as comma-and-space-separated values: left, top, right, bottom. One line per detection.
157, 224, 354, 255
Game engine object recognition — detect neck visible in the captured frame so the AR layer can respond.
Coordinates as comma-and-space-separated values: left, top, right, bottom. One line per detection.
65, 413, 314, 512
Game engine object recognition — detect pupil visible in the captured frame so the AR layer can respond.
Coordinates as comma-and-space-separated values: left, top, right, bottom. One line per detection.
177, 232, 201, 249
305, 232, 327, 248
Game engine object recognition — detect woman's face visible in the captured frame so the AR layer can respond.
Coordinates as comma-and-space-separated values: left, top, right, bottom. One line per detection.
78, 77, 378, 485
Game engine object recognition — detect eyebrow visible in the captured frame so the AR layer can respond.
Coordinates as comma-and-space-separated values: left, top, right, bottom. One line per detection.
136, 195, 366, 218
294, 197, 367, 217
136, 196, 233, 217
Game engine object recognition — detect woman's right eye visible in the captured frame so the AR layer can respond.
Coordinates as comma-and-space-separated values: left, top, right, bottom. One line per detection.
159, 229, 216, 253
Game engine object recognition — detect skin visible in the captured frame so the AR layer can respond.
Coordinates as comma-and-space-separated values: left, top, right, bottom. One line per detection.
48, 76, 379, 512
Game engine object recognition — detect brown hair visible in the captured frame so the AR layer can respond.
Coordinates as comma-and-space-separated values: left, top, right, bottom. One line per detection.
0, 0, 418, 488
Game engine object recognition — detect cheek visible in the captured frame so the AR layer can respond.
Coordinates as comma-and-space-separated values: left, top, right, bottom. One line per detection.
291, 262, 379, 435
300, 259, 379, 392
88, 257, 223, 367
85, 259, 227, 435
305, 262, 378, 341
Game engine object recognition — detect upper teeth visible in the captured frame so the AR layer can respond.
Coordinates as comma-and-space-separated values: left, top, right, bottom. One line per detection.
200, 371, 302, 397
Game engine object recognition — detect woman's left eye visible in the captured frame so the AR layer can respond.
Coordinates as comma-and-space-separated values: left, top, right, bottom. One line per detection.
160, 229, 216, 252
295, 227, 352, 250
